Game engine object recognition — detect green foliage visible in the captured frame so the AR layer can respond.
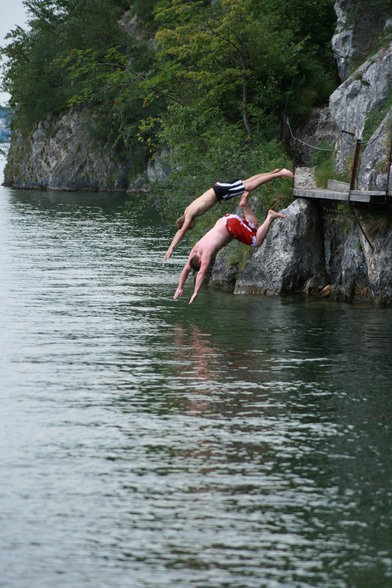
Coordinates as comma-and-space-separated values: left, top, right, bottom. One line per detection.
260, 0, 337, 118
145, 0, 335, 142
2, 0, 338, 221
1, 0, 126, 131
58, 42, 155, 164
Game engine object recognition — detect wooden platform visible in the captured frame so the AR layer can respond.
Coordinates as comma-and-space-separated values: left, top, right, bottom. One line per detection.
292, 187, 389, 204
292, 180, 390, 204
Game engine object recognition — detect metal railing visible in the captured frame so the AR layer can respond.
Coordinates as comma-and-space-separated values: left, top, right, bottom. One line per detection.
282, 114, 392, 203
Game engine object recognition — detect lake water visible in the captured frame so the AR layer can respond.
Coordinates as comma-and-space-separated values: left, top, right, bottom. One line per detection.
0, 156, 392, 587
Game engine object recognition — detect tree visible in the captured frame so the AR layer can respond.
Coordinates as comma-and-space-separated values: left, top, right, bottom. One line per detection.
1, 0, 126, 131
143, 0, 334, 146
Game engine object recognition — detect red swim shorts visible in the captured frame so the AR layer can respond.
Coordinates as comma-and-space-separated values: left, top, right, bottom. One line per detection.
224, 214, 257, 247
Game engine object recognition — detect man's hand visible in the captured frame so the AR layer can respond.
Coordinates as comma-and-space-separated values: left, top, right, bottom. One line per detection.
189, 292, 198, 304
164, 248, 172, 261
173, 287, 183, 300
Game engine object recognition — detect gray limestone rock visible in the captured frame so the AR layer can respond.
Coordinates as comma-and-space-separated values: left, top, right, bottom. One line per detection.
208, 198, 392, 305
330, 42, 392, 173
4, 110, 132, 191
333, 222, 370, 302
233, 199, 324, 296
146, 147, 171, 183
322, 209, 347, 286
128, 147, 171, 193
208, 242, 242, 293
358, 105, 392, 192
332, 0, 354, 82
357, 211, 392, 304
314, 206, 392, 304
332, 0, 391, 82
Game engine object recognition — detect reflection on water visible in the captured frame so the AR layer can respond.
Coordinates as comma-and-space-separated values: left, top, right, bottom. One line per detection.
0, 186, 391, 588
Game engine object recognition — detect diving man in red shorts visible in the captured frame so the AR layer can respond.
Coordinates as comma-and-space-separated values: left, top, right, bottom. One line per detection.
164, 168, 293, 259
173, 192, 286, 304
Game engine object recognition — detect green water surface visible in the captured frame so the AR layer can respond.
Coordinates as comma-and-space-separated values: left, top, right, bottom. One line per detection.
0, 184, 391, 588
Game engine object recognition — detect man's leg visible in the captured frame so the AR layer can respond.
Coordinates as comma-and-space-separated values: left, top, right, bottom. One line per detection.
255, 209, 286, 247
239, 192, 259, 227
244, 168, 280, 186
243, 168, 293, 192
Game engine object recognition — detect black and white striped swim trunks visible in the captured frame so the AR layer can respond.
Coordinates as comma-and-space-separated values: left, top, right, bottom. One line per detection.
213, 179, 246, 201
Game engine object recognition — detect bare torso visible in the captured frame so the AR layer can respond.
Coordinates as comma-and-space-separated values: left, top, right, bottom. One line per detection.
189, 217, 232, 262
184, 188, 218, 219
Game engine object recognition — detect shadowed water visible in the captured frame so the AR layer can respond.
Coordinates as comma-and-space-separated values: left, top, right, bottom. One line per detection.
0, 178, 391, 587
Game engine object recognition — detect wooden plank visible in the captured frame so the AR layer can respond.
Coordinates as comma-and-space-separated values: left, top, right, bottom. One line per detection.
293, 188, 349, 202
327, 179, 350, 192
292, 188, 388, 204
350, 190, 386, 196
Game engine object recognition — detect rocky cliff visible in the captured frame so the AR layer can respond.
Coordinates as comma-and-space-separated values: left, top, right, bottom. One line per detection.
208, 1, 392, 305
209, 196, 392, 305
3, 109, 134, 191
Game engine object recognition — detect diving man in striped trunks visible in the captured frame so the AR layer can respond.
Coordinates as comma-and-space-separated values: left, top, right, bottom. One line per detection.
173, 192, 286, 304
163, 168, 293, 259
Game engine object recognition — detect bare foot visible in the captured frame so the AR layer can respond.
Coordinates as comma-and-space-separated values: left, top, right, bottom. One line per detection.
239, 191, 249, 207
267, 209, 287, 220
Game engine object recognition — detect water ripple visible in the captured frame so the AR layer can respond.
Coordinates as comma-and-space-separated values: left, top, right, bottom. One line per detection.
0, 189, 391, 587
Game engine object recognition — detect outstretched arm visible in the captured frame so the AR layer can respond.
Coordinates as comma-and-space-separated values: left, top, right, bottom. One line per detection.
189, 260, 210, 305
173, 261, 191, 300
164, 217, 194, 260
